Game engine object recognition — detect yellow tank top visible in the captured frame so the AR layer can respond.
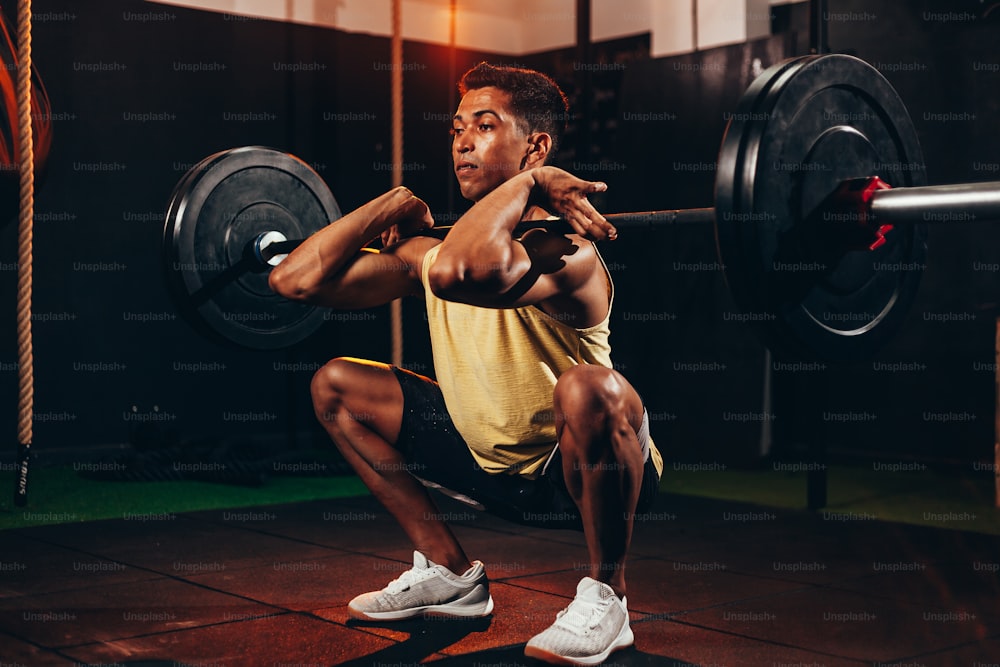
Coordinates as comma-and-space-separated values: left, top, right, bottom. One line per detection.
420, 243, 663, 479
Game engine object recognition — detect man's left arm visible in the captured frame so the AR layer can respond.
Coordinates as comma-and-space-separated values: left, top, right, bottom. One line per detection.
428, 167, 615, 309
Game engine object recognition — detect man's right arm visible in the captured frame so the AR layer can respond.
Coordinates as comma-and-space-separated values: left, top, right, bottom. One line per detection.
268, 186, 437, 309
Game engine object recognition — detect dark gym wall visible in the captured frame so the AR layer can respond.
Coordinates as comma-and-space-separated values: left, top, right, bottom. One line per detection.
774, 0, 1000, 467
0, 1, 659, 460
0, 0, 503, 457
0, 0, 998, 474
603, 0, 1000, 469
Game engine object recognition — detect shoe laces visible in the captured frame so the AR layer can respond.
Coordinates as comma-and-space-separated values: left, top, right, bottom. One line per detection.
553, 594, 614, 635
384, 565, 437, 595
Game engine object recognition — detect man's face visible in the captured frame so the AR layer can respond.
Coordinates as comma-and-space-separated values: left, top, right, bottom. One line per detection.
452, 86, 533, 202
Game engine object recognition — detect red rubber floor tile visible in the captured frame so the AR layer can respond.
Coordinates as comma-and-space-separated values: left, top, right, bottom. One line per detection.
680, 585, 999, 663
61, 612, 397, 667
1, 532, 161, 599
186, 551, 407, 612
0, 576, 278, 648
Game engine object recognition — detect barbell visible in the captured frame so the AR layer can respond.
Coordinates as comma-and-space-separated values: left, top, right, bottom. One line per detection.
162, 54, 1000, 360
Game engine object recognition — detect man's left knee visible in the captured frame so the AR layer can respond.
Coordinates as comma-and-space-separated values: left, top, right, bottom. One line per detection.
554, 366, 642, 435
555, 365, 624, 410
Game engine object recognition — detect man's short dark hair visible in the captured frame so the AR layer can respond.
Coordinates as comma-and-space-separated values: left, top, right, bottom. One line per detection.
458, 62, 570, 154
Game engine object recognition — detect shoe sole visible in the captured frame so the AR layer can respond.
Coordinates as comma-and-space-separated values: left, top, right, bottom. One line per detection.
524, 625, 634, 666
349, 591, 494, 621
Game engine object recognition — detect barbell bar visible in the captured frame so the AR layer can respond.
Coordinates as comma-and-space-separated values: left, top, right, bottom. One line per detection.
162, 54, 1000, 360
869, 182, 1000, 224
251, 208, 720, 265
251, 180, 1000, 265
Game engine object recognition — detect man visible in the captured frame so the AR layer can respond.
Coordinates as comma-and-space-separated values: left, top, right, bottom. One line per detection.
269, 62, 663, 666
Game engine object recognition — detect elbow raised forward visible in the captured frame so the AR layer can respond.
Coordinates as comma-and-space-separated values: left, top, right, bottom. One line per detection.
268, 262, 318, 303
427, 250, 514, 299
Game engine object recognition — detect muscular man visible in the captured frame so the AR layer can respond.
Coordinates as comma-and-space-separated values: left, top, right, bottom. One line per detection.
270, 62, 663, 666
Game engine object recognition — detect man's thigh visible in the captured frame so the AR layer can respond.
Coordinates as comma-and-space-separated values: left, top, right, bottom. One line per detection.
390, 366, 571, 524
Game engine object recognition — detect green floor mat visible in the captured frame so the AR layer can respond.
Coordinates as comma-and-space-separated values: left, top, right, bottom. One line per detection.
2, 462, 997, 535
0, 466, 369, 530
665, 463, 1000, 535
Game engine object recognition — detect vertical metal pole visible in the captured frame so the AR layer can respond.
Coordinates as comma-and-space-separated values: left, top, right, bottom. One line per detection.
284, 0, 296, 145
575, 0, 592, 163
807, 376, 829, 511
810, 0, 828, 54
759, 350, 772, 457
804, 0, 829, 510
994, 318, 1000, 508
283, 0, 298, 452
691, 0, 698, 52
390, 0, 404, 367
447, 0, 457, 218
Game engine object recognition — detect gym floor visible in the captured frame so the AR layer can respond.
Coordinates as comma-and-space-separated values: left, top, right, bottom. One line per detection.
3, 487, 999, 666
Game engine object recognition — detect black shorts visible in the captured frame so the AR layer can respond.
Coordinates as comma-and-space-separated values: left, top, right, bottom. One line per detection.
390, 366, 661, 530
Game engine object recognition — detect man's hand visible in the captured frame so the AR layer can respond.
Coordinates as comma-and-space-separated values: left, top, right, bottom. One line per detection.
380, 190, 435, 248
531, 166, 615, 241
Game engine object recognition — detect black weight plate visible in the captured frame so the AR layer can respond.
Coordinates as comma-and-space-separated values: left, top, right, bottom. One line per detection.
715, 54, 927, 361
163, 146, 341, 349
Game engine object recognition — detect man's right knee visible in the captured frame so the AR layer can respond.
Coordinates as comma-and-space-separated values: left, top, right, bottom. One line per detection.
310, 357, 404, 441
311, 357, 354, 421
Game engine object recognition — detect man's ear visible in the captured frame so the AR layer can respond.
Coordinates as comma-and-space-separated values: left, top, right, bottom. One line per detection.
524, 132, 553, 167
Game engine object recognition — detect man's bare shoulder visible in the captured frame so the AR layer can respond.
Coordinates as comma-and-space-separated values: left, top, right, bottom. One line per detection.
516, 229, 607, 325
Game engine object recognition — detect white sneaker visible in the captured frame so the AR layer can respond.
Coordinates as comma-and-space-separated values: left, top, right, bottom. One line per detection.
524, 577, 634, 665
348, 551, 494, 621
